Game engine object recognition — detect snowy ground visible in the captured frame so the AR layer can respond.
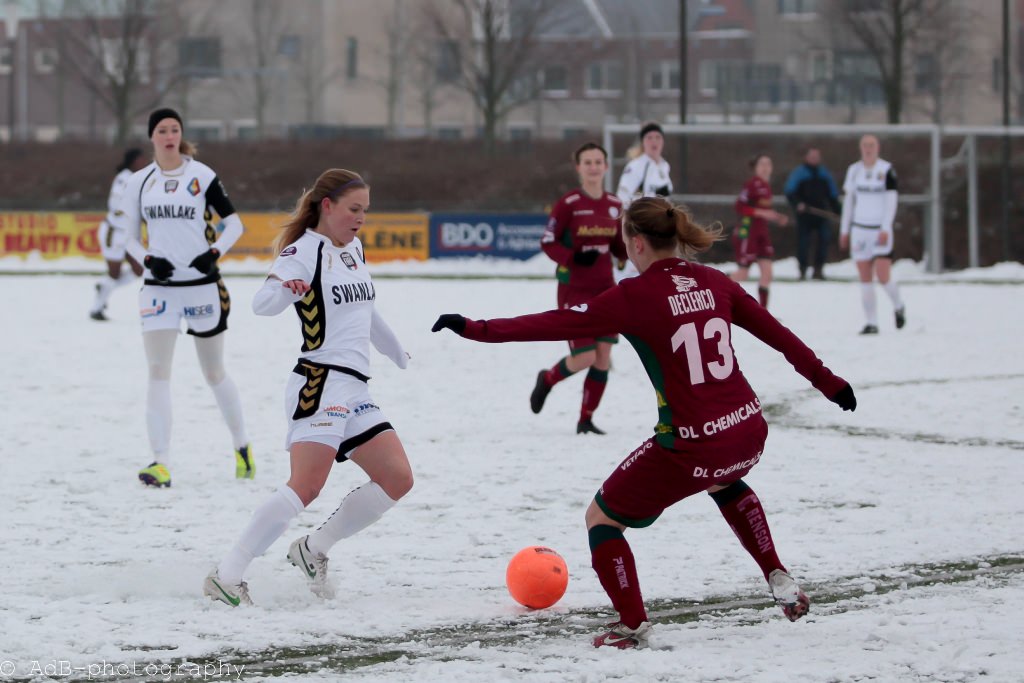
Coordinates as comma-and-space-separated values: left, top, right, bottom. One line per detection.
0, 259, 1022, 682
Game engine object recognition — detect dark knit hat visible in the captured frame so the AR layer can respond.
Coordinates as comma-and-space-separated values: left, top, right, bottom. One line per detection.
639, 121, 664, 140
148, 108, 183, 137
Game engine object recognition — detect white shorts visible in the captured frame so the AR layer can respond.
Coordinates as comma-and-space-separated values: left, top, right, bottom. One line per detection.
285, 365, 392, 461
138, 280, 230, 337
850, 225, 893, 262
97, 220, 128, 261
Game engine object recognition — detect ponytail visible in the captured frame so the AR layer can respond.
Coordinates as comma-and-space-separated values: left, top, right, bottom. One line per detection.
623, 197, 722, 258
180, 139, 197, 157
274, 169, 368, 254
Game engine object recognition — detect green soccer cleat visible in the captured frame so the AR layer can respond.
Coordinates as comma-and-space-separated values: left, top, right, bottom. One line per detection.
138, 461, 171, 488
203, 569, 252, 607
235, 444, 255, 479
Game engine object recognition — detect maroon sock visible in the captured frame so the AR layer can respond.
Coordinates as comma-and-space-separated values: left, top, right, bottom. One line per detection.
589, 526, 648, 628
580, 368, 609, 421
709, 481, 785, 580
758, 286, 769, 308
544, 357, 575, 386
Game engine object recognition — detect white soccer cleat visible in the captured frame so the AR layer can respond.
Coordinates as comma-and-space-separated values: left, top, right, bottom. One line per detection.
203, 569, 252, 607
768, 569, 810, 621
287, 536, 335, 599
592, 621, 653, 649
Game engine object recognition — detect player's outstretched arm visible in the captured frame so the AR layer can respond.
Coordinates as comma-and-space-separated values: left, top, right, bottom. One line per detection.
371, 308, 410, 369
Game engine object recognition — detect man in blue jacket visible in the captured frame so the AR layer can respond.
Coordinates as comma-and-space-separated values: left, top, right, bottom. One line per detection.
784, 147, 841, 280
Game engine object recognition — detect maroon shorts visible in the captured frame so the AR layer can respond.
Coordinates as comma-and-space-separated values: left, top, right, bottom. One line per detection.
595, 420, 769, 528
557, 285, 618, 355
732, 223, 774, 267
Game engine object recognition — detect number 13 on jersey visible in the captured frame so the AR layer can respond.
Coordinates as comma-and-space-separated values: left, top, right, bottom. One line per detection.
671, 317, 735, 385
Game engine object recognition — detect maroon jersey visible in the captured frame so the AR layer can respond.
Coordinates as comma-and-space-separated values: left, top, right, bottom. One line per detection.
735, 176, 773, 236
461, 258, 846, 451
541, 189, 627, 294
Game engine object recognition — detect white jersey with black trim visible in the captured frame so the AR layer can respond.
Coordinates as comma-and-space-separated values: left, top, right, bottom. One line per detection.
840, 158, 898, 236
616, 154, 673, 208
114, 157, 237, 283
270, 231, 377, 376
104, 168, 134, 226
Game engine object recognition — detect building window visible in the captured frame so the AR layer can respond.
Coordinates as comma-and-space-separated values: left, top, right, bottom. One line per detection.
34, 48, 58, 75
278, 35, 300, 59
179, 37, 221, 78
101, 39, 149, 84
778, 0, 817, 14
699, 59, 725, 95
189, 124, 223, 142
808, 50, 832, 81
834, 52, 884, 104
915, 53, 936, 93
346, 37, 358, 79
542, 64, 567, 95
437, 40, 460, 82
648, 61, 680, 95
585, 61, 623, 95
437, 126, 462, 140
508, 126, 532, 141
561, 126, 586, 140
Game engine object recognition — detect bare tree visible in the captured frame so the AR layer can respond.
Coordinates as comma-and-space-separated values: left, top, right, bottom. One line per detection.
291, 28, 341, 127
424, 0, 558, 152
822, 0, 951, 123
51, 0, 158, 143
365, 0, 415, 137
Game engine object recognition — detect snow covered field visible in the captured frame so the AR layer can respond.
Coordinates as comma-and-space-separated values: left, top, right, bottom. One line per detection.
0, 260, 1022, 682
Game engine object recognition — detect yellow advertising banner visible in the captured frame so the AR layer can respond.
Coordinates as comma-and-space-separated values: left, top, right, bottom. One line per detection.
0, 211, 429, 263
0, 212, 106, 259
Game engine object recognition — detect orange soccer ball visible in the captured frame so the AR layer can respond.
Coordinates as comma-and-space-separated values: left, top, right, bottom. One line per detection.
505, 546, 569, 609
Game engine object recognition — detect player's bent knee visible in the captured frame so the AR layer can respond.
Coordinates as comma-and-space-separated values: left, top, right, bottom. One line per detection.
380, 468, 414, 500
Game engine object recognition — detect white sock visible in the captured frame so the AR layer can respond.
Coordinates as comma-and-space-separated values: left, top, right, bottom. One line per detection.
882, 279, 903, 310
91, 276, 117, 313
210, 376, 248, 449
306, 482, 396, 557
860, 283, 878, 326
146, 379, 172, 463
218, 486, 305, 584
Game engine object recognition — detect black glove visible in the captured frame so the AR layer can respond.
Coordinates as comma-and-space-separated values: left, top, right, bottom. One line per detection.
573, 250, 600, 266
830, 384, 857, 412
654, 185, 671, 197
431, 314, 466, 334
189, 248, 220, 274
144, 255, 175, 281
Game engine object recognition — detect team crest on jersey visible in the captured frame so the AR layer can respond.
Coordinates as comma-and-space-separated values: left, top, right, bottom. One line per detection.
609, 206, 620, 218
340, 252, 358, 270
164, 180, 178, 193
187, 178, 201, 196
280, 246, 297, 257
672, 275, 698, 292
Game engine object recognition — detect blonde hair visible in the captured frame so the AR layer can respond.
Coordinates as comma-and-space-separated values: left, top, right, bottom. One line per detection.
274, 169, 368, 253
180, 140, 197, 156
623, 196, 722, 259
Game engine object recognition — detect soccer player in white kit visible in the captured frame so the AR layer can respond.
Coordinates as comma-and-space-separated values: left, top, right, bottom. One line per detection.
114, 108, 252, 487
839, 134, 906, 335
204, 169, 413, 606
615, 122, 673, 280
88, 148, 146, 320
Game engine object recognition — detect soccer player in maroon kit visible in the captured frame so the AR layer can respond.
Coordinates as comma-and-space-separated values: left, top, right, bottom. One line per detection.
433, 196, 856, 649
732, 154, 789, 308
532, 142, 627, 434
